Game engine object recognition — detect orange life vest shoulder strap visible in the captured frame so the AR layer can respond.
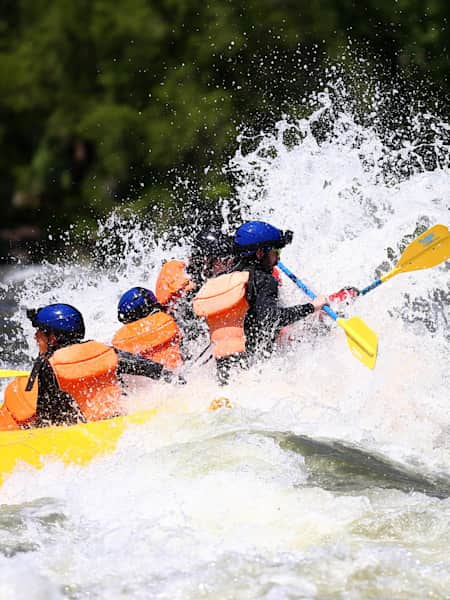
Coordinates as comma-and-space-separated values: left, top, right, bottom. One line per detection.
112, 311, 179, 353
112, 312, 182, 369
193, 271, 250, 359
50, 341, 121, 421
155, 260, 194, 305
50, 341, 119, 380
193, 271, 250, 318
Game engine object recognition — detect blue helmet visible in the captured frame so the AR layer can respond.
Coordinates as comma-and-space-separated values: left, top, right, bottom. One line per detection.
234, 221, 293, 255
27, 304, 85, 340
118, 287, 158, 324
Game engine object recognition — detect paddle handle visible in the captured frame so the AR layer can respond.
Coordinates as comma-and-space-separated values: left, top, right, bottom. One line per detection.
0, 369, 30, 378
359, 278, 382, 296
277, 261, 338, 322
360, 266, 399, 295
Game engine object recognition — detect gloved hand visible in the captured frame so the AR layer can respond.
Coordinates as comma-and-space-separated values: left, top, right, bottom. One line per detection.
328, 287, 360, 304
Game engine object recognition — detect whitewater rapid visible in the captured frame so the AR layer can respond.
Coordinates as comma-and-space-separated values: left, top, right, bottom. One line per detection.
0, 86, 449, 599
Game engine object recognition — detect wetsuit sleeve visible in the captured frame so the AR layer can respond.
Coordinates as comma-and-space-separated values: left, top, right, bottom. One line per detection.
115, 349, 165, 379
35, 359, 85, 427
252, 271, 315, 328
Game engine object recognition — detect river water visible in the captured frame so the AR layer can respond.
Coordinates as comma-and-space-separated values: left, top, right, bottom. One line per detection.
0, 84, 449, 599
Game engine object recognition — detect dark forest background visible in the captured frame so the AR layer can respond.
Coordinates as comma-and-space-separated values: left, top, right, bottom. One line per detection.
0, 0, 448, 261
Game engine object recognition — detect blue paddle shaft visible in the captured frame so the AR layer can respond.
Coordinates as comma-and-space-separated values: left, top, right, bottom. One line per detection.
360, 279, 382, 296
277, 261, 338, 322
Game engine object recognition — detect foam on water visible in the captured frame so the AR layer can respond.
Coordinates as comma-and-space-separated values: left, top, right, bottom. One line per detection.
2, 412, 450, 598
1, 77, 449, 598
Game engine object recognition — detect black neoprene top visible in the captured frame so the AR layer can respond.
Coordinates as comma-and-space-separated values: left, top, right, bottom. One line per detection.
235, 260, 315, 355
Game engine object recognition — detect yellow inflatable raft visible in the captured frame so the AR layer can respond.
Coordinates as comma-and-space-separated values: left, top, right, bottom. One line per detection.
0, 407, 161, 485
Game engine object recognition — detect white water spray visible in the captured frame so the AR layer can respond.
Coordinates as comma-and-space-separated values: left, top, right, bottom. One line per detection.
1, 76, 449, 599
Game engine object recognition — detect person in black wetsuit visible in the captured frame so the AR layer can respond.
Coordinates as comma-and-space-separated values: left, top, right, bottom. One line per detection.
25, 303, 182, 427
215, 221, 328, 383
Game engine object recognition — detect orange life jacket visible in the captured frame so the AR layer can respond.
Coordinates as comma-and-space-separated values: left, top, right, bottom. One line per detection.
193, 272, 250, 359
155, 260, 194, 307
0, 342, 121, 430
112, 311, 182, 369
49, 341, 122, 421
0, 376, 38, 430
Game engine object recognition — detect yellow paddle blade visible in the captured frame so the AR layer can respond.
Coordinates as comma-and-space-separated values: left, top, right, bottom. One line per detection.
336, 317, 378, 369
0, 369, 30, 378
393, 224, 450, 276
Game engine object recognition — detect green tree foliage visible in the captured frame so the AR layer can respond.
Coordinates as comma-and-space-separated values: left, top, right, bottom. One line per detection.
0, 0, 448, 254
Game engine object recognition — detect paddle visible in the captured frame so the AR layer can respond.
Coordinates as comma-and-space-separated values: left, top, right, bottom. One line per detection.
277, 261, 378, 369
0, 369, 30, 378
360, 224, 450, 296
